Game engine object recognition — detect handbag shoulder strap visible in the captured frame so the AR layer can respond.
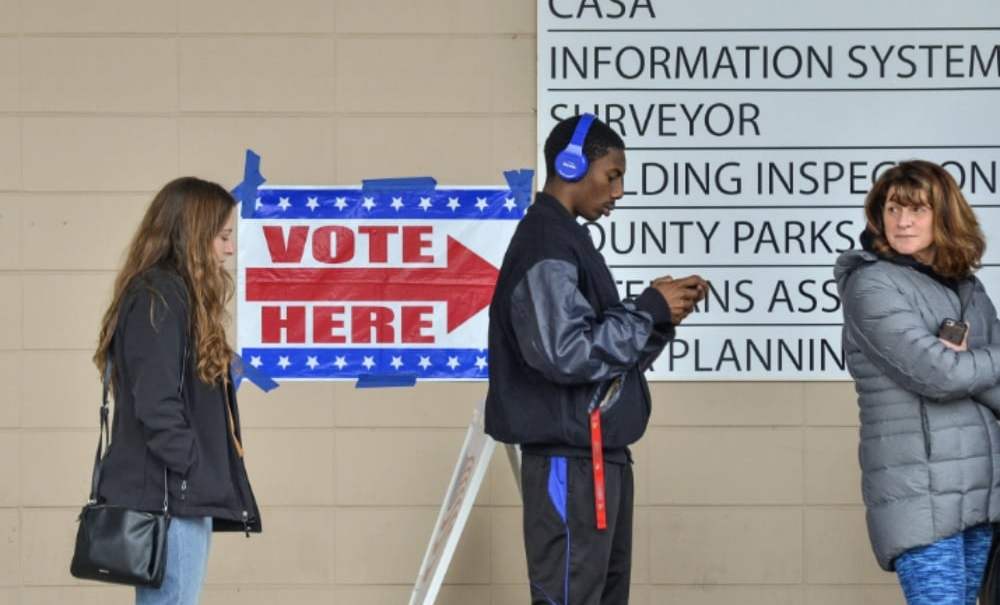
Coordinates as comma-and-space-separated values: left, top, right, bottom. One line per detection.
89, 341, 190, 515
86, 355, 113, 504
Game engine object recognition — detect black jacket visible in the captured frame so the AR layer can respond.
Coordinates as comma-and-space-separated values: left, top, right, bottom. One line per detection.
97, 267, 261, 533
485, 193, 673, 460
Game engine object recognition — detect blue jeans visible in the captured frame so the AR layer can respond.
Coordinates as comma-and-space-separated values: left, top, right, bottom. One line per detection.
136, 516, 212, 605
896, 524, 992, 605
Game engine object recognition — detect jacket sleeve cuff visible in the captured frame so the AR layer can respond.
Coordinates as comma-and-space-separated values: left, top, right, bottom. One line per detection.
636, 287, 671, 326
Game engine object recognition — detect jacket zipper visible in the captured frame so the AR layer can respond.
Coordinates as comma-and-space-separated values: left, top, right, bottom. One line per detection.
919, 400, 932, 459
982, 407, 996, 523
180, 479, 187, 501
224, 379, 254, 538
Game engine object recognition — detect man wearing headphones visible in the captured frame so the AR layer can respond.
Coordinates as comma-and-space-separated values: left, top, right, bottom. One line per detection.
486, 114, 707, 604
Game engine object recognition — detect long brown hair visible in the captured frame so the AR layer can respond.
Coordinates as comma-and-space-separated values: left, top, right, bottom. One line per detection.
864, 160, 985, 279
95, 177, 237, 386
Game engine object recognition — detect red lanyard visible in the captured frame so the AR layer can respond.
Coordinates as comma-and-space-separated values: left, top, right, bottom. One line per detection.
590, 408, 607, 530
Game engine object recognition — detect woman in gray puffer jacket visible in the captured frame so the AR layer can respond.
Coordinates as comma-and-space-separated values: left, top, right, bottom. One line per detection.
835, 160, 1000, 604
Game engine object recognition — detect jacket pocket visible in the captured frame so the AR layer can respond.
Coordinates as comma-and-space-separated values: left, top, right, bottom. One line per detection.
919, 399, 932, 459
166, 468, 188, 506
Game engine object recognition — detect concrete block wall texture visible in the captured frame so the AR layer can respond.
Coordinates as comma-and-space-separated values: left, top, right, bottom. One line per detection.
0, 1, 903, 603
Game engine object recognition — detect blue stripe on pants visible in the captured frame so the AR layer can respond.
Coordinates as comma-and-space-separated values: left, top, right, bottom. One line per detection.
546, 457, 569, 605
895, 524, 992, 605
547, 456, 567, 523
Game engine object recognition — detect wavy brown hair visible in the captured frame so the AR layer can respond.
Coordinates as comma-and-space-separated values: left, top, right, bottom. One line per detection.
95, 177, 237, 386
864, 160, 985, 279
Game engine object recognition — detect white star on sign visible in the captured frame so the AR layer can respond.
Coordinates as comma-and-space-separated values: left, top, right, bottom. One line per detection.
475, 356, 487, 371
254, 197, 263, 210
362, 196, 376, 211
447, 196, 461, 211
334, 197, 348, 210
278, 196, 292, 211
418, 196, 433, 211
503, 196, 517, 212
390, 356, 403, 370
306, 196, 319, 211
475, 197, 489, 212
306, 356, 319, 370
418, 356, 432, 370
391, 196, 404, 211
334, 356, 347, 370
250, 355, 263, 369
362, 356, 376, 370
446, 356, 460, 370
277, 356, 291, 370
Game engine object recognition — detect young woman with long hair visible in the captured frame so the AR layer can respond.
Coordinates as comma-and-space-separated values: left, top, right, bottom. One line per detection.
93, 177, 260, 604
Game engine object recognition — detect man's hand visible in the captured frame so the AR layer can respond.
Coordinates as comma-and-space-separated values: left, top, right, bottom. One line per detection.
651, 275, 708, 325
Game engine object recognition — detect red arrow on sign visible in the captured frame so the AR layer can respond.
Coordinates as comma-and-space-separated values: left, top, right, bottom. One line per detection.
246, 236, 499, 333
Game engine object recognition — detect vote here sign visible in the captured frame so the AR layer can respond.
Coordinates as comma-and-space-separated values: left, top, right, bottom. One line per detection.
237, 184, 525, 381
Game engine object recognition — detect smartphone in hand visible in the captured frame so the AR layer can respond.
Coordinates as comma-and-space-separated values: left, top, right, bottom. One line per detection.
938, 318, 968, 345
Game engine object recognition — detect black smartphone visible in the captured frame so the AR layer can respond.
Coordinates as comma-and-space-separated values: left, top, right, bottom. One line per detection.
938, 318, 968, 345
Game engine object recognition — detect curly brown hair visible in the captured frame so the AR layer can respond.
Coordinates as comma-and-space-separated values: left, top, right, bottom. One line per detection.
94, 177, 236, 386
864, 160, 985, 279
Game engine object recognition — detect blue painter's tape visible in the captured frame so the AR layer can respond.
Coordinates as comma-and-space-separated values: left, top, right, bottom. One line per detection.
231, 353, 280, 393
361, 177, 437, 193
503, 168, 535, 207
355, 374, 418, 388
232, 149, 266, 219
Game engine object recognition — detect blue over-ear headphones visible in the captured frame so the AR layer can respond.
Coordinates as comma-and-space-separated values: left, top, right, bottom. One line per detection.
555, 113, 596, 182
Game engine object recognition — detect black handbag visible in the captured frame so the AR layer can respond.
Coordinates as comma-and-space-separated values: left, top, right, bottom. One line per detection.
70, 351, 182, 587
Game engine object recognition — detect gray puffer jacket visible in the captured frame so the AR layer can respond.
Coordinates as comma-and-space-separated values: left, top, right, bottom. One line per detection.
835, 249, 1000, 571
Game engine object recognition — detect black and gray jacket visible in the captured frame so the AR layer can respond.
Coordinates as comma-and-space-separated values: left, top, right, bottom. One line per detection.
485, 192, 673, 461
98, 267, 261, 534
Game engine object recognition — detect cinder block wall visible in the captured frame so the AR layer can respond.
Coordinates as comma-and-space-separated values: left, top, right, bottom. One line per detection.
0, 1, 901, 603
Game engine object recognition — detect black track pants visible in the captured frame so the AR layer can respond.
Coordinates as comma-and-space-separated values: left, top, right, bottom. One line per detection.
521, 454, 634, 605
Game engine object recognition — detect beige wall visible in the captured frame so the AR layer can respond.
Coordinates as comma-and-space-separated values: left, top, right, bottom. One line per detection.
0, 1, 902, 603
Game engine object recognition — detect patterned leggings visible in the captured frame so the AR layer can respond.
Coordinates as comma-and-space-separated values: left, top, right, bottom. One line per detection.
895, 524, 992, 605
